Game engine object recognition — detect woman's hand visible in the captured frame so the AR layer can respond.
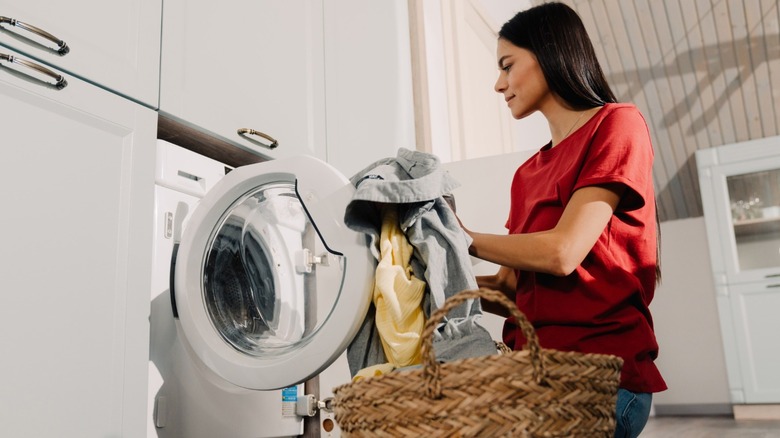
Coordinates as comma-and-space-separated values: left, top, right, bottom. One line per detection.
445, 194, 478, 253
476, 266, 517, 317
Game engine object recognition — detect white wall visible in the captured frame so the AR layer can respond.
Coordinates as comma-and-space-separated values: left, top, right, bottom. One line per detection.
324, 0, 416, 177
652, 216, 731, 411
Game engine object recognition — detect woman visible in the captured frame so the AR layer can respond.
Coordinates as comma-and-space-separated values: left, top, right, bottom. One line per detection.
461, 3, 667, 437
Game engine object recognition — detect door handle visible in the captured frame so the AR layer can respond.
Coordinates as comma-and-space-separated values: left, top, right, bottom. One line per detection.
0, 52, 67, 89
0, 16, 69, 55
237, 128, 279, 150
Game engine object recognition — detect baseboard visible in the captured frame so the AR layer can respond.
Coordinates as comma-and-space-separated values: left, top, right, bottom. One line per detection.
733, 404, 780, 420
653, 403, 733, 417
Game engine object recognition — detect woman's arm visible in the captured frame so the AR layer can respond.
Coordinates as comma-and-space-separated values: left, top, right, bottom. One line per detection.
467, 184, 625, 276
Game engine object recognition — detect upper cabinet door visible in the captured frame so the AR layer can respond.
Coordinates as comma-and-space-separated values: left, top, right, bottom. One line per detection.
321, 0, 415, 176
0, 0, 162, 108
159, 0, 326, 162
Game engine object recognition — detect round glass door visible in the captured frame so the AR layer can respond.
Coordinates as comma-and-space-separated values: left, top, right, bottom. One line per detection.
204, 182, 310, 356
173, 156, 373, 390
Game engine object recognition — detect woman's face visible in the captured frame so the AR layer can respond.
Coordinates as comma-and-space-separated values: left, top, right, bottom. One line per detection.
494, 39, 551, 119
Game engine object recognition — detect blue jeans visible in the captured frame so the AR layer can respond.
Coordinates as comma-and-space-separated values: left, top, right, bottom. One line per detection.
614, 388, 652, 438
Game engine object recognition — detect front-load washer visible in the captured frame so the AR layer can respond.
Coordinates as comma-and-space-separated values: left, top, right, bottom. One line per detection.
149, 140, 372, 437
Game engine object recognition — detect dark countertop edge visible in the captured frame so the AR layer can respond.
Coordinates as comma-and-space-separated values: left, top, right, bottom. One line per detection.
157, 114, 267, 168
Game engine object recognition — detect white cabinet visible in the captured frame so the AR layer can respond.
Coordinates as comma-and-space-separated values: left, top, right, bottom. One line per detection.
697, 135, 780, 404
0, 0, 162, 107
160, 0, 327, 161
160, 0, 415, 175
0, 45, 155, 437
320, 0, 415, 176
698, 137, 780, 285
721, 281, 780, 403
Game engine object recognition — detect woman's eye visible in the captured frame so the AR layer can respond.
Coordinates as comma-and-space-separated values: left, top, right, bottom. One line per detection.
501, 64, 511, 72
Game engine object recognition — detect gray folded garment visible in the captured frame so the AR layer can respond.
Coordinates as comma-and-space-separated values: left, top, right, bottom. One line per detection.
344, 148, 497, 377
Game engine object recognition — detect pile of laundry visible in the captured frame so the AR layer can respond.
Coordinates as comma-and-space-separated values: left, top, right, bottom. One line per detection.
344, 148, 497, 380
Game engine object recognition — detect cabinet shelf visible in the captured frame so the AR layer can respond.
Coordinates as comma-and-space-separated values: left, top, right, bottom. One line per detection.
733, 216, 780, 237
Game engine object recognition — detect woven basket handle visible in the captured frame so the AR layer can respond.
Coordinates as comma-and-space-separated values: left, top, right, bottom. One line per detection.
421, 288, 545, 399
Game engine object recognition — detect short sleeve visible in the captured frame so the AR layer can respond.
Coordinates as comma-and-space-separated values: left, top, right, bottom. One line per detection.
574, 106, 654, 211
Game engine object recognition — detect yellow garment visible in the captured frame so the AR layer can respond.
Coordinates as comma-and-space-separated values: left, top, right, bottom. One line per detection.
372, 205, 426, 368
352, 363, 396, 382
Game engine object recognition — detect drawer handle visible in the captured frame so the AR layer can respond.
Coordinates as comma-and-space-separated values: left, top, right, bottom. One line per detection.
237, 128, 279, 150
766, 273, 780, 278
0, 16, 69, 55
0, 52, 67, 89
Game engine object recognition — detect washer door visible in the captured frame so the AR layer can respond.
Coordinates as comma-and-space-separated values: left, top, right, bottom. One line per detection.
173, 155, 373, 390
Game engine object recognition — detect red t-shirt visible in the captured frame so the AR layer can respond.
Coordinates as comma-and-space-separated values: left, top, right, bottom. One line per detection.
503, 103, 667, 393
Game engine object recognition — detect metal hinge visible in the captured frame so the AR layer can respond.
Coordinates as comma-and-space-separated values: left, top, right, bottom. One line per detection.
295, 249, 329, 274
295, 395, 334, 417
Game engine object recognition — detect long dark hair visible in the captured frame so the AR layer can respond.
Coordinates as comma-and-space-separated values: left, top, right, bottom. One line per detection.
500, 2, 662, 283
498, 2, 617, 110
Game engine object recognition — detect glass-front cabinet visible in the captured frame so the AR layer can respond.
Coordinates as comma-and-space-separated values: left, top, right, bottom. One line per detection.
698, 138, 780, 284
726, 168, 780, 275
697, 135, 780, 404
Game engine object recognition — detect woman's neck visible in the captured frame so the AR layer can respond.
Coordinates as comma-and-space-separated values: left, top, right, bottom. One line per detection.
547, 106, 601, 147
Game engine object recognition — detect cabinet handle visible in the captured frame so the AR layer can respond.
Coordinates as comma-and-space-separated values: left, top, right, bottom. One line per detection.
0, 52, 67, 89
237, 128, 279, 150
768, 284, 780, 288
766, 273, 780, 278
0, 16, 69, 55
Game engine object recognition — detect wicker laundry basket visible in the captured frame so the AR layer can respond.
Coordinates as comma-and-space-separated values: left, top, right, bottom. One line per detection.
332, 288, 624, 437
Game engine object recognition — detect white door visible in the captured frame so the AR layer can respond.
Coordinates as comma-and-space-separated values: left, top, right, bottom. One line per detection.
172, 155, 374, 390
0, 0, 162, 107
0, 45, 155, 437
160, 0, 326, 161
727, 281, 780, 403
703, 154, 780, 284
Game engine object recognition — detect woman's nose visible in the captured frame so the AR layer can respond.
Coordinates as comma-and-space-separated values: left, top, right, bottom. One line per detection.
494, 74, 505, 93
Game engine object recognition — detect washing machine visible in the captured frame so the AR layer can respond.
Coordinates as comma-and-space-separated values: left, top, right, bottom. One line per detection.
149, 140, 372, 437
